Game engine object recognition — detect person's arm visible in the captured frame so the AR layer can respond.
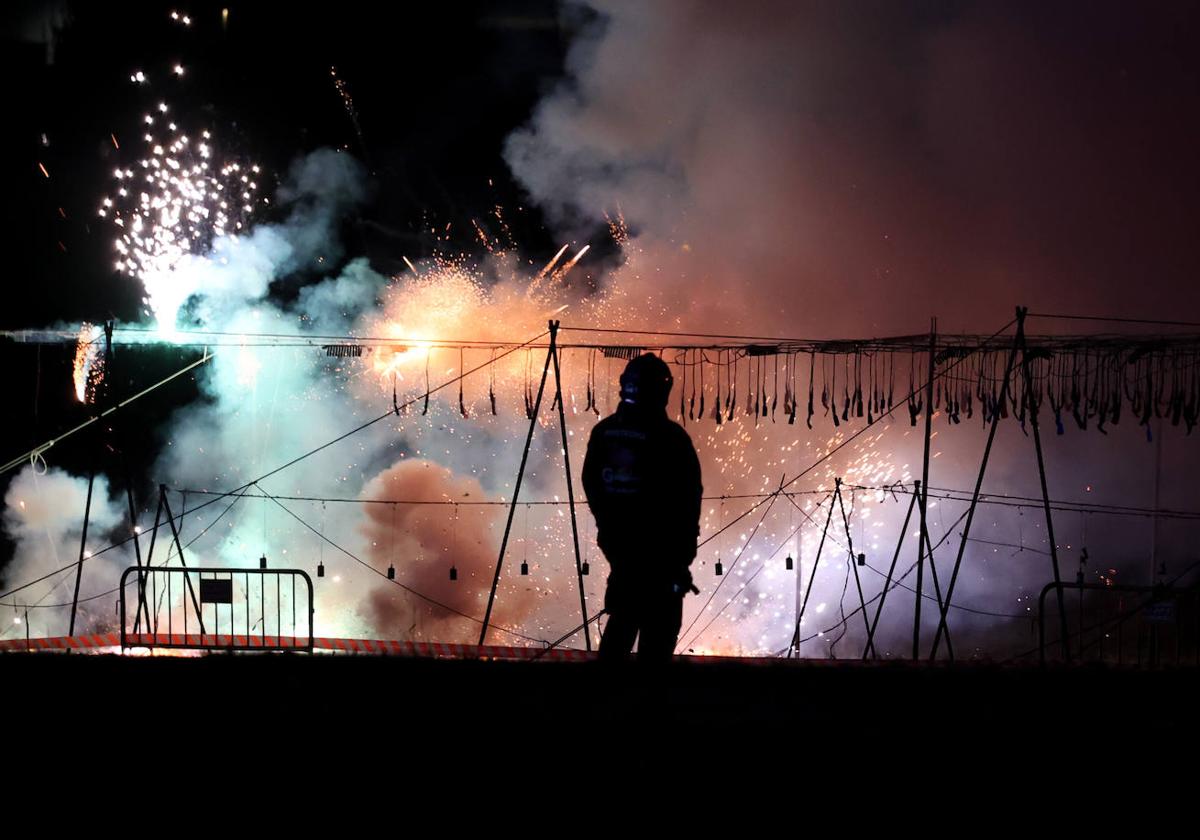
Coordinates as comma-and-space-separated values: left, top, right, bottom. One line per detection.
583, 422, 621, 560
683, 433, 703, 563
663, 424, 702, 595
581, 423, 603, 520
666, 423, 703, 565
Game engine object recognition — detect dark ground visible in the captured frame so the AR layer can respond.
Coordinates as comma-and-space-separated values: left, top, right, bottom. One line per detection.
5, 654, 1195, 758
4, 654, 1196, 822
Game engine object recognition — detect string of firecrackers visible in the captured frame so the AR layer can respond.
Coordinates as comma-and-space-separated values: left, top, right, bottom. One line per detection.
11, 325, 1200, 431
328, 332, 1200, 433
0, 633, 592, 661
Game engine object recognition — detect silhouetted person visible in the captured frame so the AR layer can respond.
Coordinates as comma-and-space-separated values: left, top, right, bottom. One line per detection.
582, 353, 702, 662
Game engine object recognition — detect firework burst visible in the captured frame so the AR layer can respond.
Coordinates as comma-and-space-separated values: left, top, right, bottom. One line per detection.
100, 110, 265, 333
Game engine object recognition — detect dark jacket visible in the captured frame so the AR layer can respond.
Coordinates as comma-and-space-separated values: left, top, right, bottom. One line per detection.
581, 401, 703, 578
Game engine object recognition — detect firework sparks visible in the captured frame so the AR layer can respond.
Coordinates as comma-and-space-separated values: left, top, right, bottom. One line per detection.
605, 207, 628, 246
72, 323, 104, 403
555, 245, 590, 281
330, 66, 368, 159
527, 243, 569, 298
540, 243, 570, 276
100, 114, 264, 332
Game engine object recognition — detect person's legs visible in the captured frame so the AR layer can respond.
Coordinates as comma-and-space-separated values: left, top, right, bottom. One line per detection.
634, 591, 683, 662
599, 610, 639, 660
599, 573, 640, 660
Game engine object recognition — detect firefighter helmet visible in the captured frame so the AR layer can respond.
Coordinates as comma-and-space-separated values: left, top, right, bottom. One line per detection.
619, 353, 673, 408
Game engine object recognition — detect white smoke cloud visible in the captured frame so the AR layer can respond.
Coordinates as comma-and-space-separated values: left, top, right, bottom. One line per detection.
2, 466, 128, 638
507, 1, 1200, 337
168, 149, 370, 330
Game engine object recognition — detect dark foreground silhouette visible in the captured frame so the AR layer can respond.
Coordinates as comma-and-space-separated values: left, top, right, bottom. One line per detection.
583, 353, 702, 661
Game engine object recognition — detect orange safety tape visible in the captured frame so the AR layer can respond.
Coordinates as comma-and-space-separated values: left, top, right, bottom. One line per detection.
0, 632, 595, 661
0, 634, 824, 665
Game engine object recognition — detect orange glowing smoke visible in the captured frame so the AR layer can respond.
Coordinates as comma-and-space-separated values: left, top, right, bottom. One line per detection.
358, 255, 600, 400
358, 459, 541, 642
